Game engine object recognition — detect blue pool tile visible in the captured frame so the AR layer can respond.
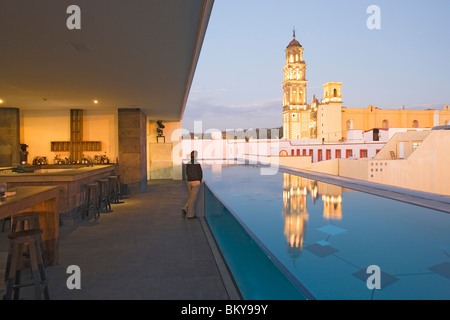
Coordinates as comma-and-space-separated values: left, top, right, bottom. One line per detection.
352, 267, 399, 289
305, 243, 338, 257
316, 240, 330, 246
317, 224, 347, 236
427, 261, 450, 279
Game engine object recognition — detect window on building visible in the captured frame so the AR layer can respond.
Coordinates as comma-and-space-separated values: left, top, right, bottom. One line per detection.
360, 149, 368, 158
412, 120, 419, 128
346, 149, 353, 158
336, 150, 341, 158
291, 150, 295, 156
373, 128, 380, 141
280, 150, 288, 156
297, 149, 300, 156
318, 150, 323, 162
326, 149, 331, 160
346, 119, 353, 130
382, 119, 389, 129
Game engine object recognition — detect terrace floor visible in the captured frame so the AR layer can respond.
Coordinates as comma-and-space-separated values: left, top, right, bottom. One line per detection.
0, 180, 237, 300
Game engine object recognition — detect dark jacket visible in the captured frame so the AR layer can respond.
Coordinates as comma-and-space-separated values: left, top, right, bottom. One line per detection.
186, 163, 203, 182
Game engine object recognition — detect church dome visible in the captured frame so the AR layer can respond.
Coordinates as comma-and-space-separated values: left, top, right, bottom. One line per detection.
287, 37, 302, 48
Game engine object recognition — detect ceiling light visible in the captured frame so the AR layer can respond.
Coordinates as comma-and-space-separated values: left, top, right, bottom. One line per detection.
0, 98, 3, 104
93, 100, 99, 104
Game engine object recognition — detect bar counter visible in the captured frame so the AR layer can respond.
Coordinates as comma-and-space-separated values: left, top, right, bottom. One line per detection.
0, 165, 117, 222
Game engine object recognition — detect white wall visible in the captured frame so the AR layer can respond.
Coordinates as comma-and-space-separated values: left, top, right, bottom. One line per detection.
276, 140, 386, 162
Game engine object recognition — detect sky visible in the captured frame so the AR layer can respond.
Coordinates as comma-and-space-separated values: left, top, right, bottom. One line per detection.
182, 0, 450, 132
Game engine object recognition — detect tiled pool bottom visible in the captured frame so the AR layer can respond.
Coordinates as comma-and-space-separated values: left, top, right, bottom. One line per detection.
203, 164, 450, 300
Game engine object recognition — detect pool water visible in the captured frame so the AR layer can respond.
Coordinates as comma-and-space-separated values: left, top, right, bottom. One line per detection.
203, 164, 450, 300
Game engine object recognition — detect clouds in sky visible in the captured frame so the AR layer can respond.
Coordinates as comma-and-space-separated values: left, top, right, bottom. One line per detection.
182, 91, 282, 132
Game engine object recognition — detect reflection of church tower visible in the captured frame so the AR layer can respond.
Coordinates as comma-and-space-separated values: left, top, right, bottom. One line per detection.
282, 173, 309, 259
282, 31, 316, 140
322, 194, 342, 220
317, 182, 343, 220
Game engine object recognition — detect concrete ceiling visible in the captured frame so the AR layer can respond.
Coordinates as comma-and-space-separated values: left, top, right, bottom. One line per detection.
0, 0, 214, 121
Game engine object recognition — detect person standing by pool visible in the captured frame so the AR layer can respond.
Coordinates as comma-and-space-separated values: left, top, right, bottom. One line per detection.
182, 150, 203, 219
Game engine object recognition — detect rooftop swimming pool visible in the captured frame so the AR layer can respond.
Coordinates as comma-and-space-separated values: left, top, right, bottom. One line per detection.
203, 164, 450, 300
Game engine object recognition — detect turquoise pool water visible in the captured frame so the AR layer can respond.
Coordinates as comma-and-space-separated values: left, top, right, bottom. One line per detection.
203, 164, 450, 300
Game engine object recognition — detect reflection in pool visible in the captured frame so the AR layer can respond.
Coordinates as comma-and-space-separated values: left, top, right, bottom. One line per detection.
203, 164, 450, 300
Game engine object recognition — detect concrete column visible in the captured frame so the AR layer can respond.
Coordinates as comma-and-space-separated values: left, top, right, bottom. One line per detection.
118, 108, 147, 194
0, 108, 20, 167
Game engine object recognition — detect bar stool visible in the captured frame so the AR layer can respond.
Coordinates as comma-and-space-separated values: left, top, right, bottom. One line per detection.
107, 176, 120, 204
83, 183, 100, 219
11, 212, 41, 232
4, 212, 46, 282
98, 179, 111, 212
116, 174, 123, 200
3, 229, 50, 300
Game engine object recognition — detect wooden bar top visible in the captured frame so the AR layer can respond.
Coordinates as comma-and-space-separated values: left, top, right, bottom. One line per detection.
0, 164, 116, 183
0, 186, 60, 220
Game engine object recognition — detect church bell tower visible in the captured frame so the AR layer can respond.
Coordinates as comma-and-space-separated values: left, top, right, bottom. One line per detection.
282, 31, 315, 140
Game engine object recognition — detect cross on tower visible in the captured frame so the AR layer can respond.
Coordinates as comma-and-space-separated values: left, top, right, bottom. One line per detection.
51, 109, 102, 162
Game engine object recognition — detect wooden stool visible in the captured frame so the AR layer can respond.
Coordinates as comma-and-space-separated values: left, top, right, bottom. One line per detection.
83, 183, 100, 219
4, 212, 46, 282
11, 212, 41, 232
98, 179, 111, 212
107, 176, 120, 204
116, 174, 123, 200
3, 229, 50, 300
